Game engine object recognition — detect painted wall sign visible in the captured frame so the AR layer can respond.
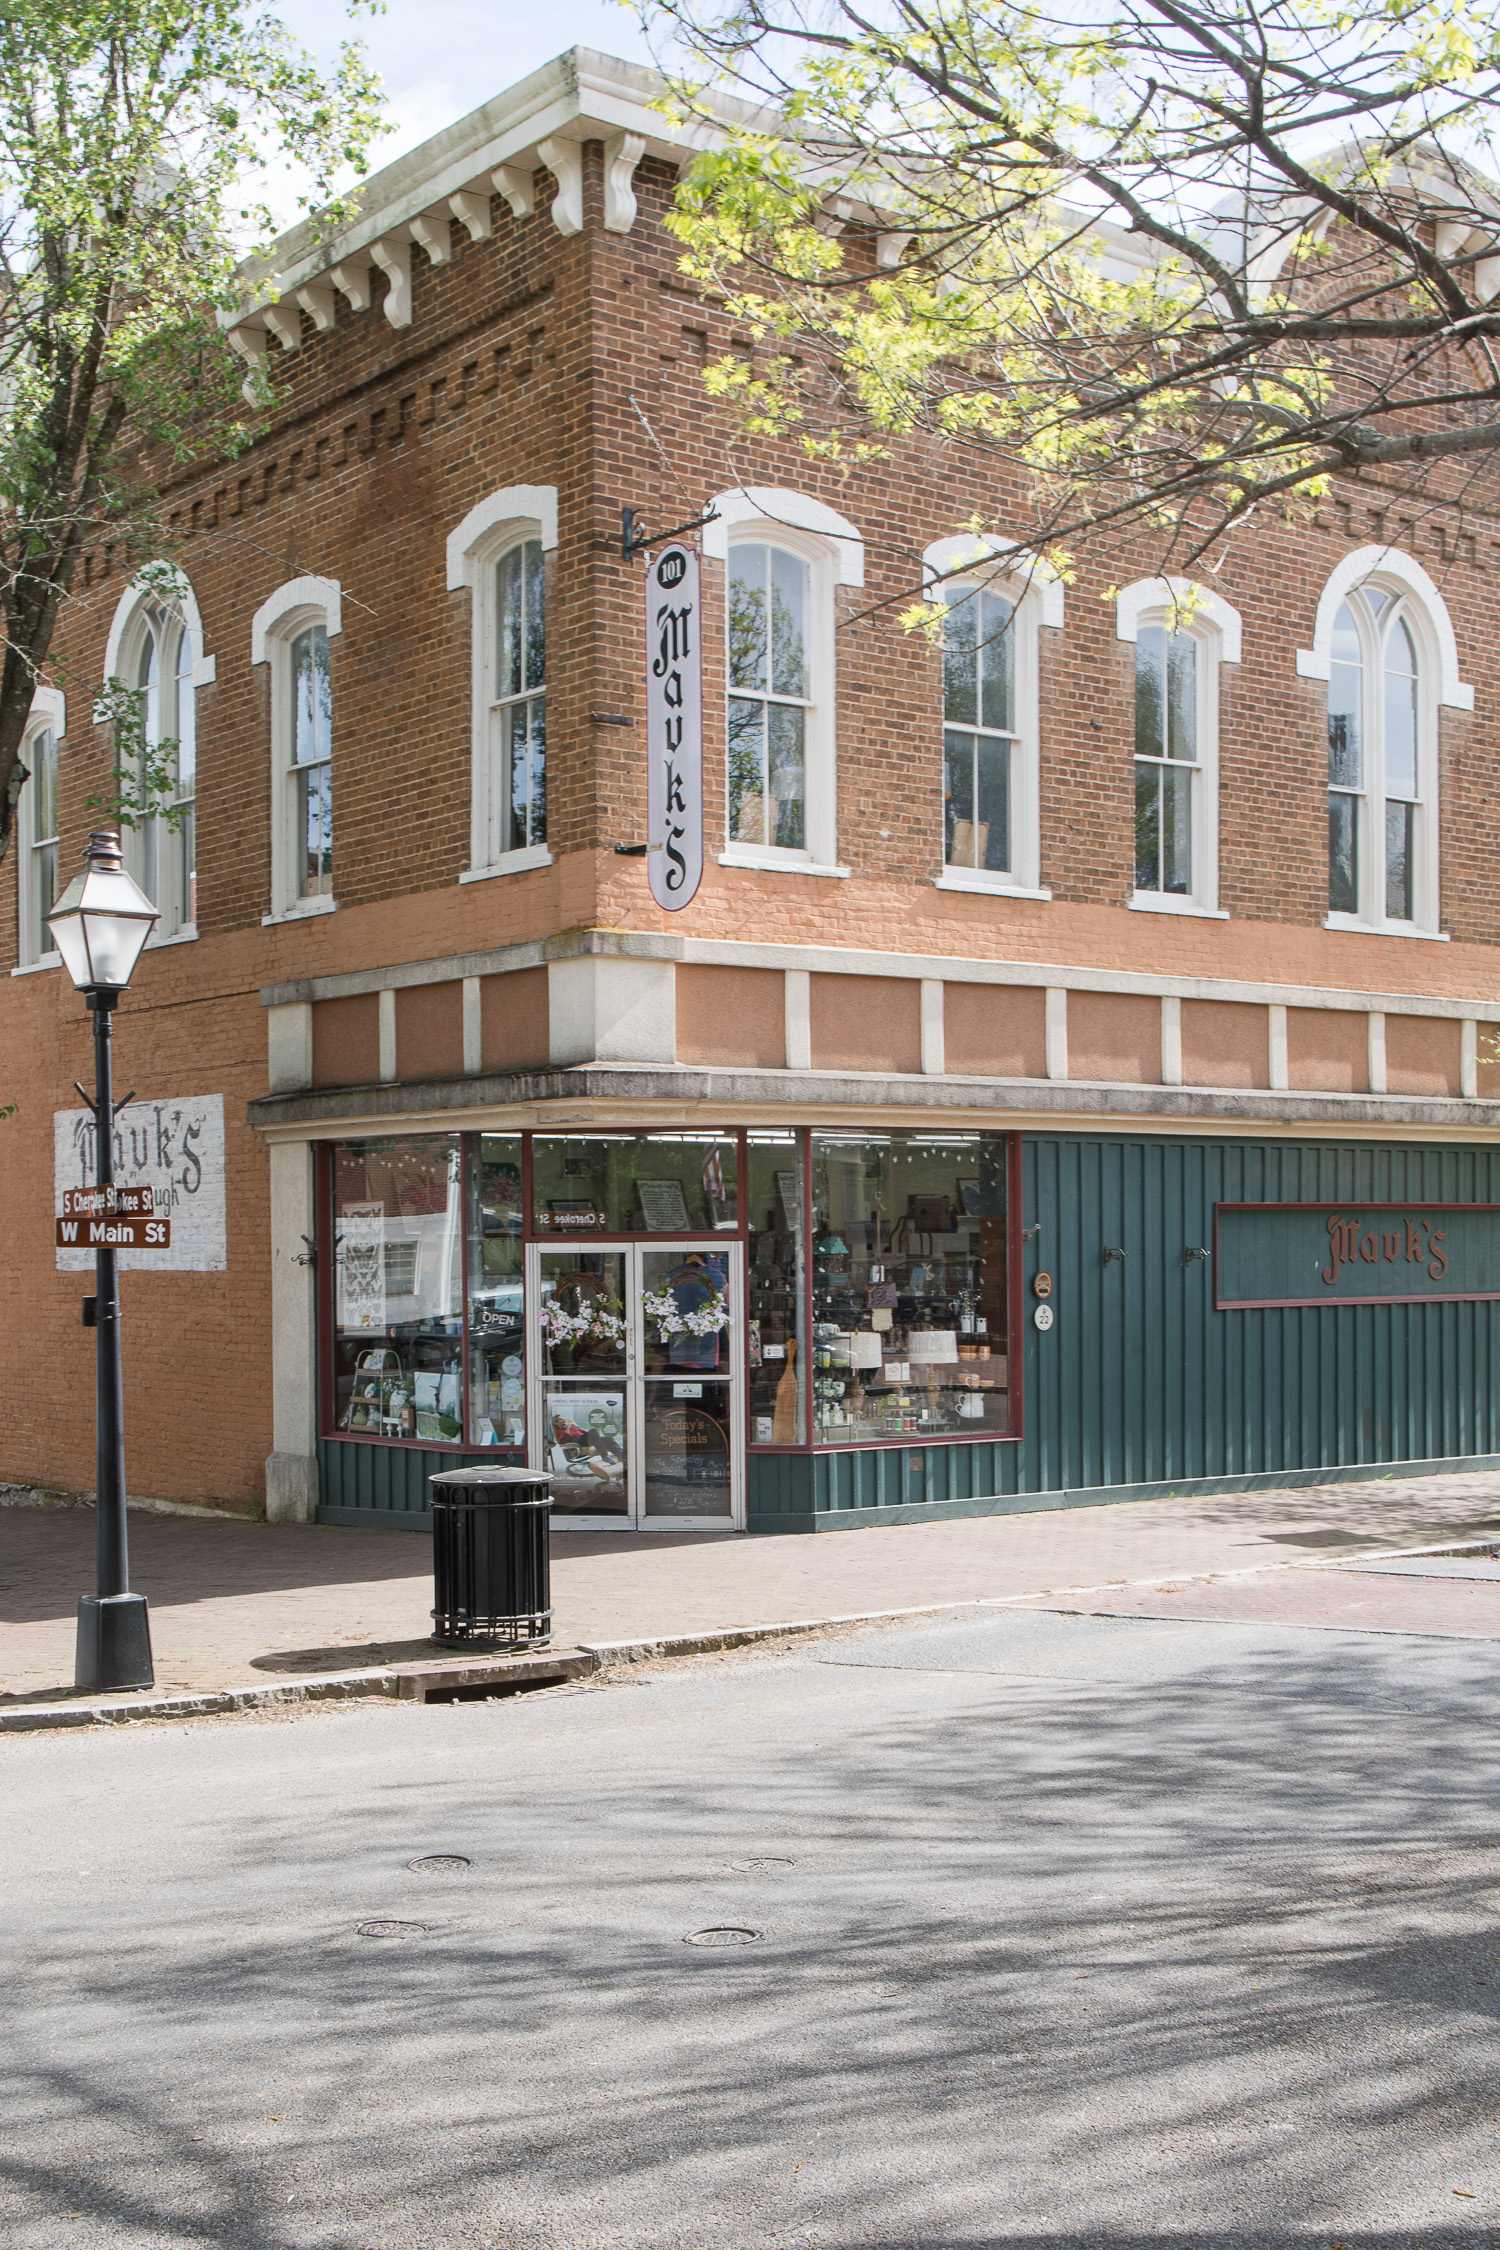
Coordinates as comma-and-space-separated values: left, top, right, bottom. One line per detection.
1214, 1201, 1500, 1310
54, 1094, 226, 1272
646, 541, 703, 910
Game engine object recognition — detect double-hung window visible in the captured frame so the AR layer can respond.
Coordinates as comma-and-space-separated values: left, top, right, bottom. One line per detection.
252, 574, 341, 922
943, 584, 1018, 877
1327, 589, 1430, 928
16, 720, 59, 966
447, 486, 559, 883
101, 580, 203, 941
1118, 579, 1235, 918
727, 541, 810, 853
133, 614, 197, 932
1133, 623, 1198, 897
494, 537, 546, 855
290, 624, 333, 900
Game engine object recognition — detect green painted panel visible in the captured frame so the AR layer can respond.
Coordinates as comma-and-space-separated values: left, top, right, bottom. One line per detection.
1217, 1201, 1500, 1308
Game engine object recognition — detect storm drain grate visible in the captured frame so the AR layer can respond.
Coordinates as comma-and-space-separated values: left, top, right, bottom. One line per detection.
408, 1854, 471, 1874
685, 1926, 760, 1946
356, 1919, 435, 1940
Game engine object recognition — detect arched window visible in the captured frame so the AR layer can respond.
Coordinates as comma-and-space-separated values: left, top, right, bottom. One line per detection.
1327, 590, 1425, 925
101, 574, 209, 939
926, 535, 1059, 897
1298, 546, 1468, 937
1116, 579, 1240, 919
705, 489, 861, 875
446, 485, 558, 882
13, 689, 64, 969
251, 575, 341, 921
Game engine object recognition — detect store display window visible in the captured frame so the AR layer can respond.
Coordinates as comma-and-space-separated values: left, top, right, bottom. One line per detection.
807, 1131, 1010, 1444
330, 1136, 465, 1442
467, 1135, 524, 1451
746, 1133, 806, 1443
319, 1126, 1016, 1458
531, 1133, 738, 1236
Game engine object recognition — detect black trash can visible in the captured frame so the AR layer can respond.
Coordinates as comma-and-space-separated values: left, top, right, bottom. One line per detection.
428, 1467, 552, 1648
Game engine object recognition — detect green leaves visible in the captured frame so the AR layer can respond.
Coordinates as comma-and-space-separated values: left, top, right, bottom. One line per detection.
0, 0, 384, 856
650, 0, 1500, 576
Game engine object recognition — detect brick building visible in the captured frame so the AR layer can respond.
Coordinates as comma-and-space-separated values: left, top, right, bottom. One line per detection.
5, 46, 1500, 1536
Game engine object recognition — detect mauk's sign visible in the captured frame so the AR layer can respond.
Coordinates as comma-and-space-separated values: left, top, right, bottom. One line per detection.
646, 542, 703, 910
1215, 1200, 1500, 1309
54, 1094, 225, 1271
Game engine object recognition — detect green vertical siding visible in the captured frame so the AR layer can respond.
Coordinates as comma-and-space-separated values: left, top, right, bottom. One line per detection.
747, 1133, 1500, 1531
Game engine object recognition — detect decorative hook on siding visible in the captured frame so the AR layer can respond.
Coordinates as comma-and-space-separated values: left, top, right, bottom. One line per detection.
1021, 1222, 1041, 1241
1102, 1245, 1127, 1266
1184, 1245, 1211, 1265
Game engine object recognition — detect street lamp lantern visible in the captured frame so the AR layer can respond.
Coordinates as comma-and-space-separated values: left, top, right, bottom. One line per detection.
48, 831, 160, 1695
47, 829, 159, 996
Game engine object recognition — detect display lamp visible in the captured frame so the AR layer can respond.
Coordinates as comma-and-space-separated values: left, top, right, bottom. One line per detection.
47, 831, 160, 1695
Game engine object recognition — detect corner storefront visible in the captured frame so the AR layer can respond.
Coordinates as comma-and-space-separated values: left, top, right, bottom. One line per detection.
294, 1113, 1500, 1534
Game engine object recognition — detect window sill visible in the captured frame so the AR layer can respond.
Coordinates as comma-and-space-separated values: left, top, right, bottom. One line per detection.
1128, 892, 1229, 921
262, 895, 338, 928
146, 924, 198, 949
1323, 914, 1449, 943
10, 952, 60, 977
716, 848, 850, 879
935, 871, 1052, 902
460, 845, 553, 883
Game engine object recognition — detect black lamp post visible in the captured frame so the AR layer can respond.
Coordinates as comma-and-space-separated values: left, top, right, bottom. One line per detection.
47, 830, 160, 1693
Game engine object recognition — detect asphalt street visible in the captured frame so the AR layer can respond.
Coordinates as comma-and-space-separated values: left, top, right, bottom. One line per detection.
3, 1605, 1499, 2249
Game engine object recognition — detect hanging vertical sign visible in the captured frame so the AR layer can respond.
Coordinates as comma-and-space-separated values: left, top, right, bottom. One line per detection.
646, 542, 703, 910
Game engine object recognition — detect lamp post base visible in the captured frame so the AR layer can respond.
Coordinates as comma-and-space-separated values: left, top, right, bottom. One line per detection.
75, 1594, 154, 1693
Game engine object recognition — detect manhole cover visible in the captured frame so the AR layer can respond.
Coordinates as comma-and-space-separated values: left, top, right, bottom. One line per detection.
356, 1919, 434, 1939
725, 1856, 797, 1874
407, 1854, 471, 1874
685, 1925, 760, 1946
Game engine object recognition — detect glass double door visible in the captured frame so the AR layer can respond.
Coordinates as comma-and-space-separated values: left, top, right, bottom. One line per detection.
527, 1242, 745, 1529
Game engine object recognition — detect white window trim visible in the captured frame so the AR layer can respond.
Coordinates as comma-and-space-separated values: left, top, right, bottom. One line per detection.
100, 572, 213, 944
1296, 545, 1471, 709
925, 535, 1060, 899
1315, 571, 1446, 937
251, 575, 341, 920
1116, 577, 1240, 918
447, 487, 559, 881
12, 685, 65, 973
713, 493, 861, 873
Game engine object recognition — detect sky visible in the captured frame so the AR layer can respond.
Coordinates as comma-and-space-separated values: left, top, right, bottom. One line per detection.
273, 0, 663, 219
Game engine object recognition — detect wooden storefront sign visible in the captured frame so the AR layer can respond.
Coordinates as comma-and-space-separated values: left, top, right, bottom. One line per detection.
1215, 1201, 1500, 1310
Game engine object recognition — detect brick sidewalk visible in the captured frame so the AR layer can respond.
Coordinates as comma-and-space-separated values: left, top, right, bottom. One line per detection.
5, 1471, 1500, 1704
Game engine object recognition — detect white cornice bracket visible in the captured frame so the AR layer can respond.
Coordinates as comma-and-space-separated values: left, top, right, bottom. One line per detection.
294, 283, 337, 332
369, 236, 413, 328
225, 321, 268, 403
329, 257, 372, 312
876, 232, 913, 269
493, 164, 535, 220
604, 132, 646, 234
261, 300, 301, 353
450, 188, 491, 242
409, 209, 453, 266
537, 137, 583, 237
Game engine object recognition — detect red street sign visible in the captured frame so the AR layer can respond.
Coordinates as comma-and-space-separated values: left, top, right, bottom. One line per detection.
56, 1214, 172, 1249
62, 1186, 155, 1217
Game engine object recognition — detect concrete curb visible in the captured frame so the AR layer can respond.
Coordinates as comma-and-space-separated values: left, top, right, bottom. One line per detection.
5, 1538, 1497, 1733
